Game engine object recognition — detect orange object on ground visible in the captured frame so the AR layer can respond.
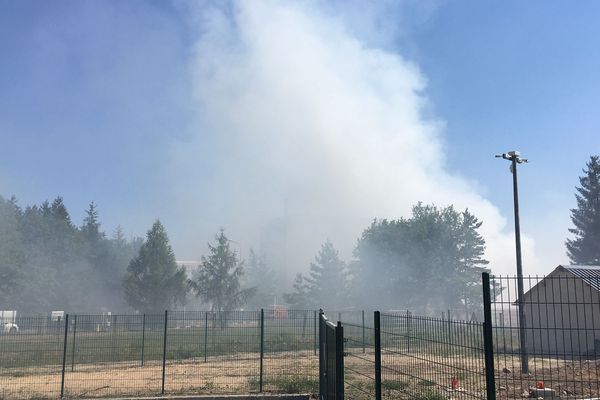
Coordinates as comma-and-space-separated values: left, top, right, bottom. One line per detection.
452, 376, 460, 390
536, 381, 545, 389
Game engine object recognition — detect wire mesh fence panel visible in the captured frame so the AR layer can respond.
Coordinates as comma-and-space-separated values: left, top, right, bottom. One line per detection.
342, 316, 376, 400
62, 313, 164, 398
0, 315, 66, 400
380, 312, 486, 400
165, 310, 261, 395
491, 274, 600, 399
262, 310, 319, 395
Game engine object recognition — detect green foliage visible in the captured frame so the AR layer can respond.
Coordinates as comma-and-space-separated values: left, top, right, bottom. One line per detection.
284, 241, 348, 310
567, 155, 600, 265
190, 229, 255, 312
382, 379, 409, 391
123, 220, 188, 312
249, 375, 318, 393
0, 194, 142, 312
353, 203, 489, 313
243, 249, 277, 308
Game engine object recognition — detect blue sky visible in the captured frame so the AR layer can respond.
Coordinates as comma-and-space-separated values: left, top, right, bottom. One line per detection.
0, 1, 598, 274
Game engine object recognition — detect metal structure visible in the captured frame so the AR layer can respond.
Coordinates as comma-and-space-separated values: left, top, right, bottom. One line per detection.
319, 310, 344, 400
496, 150, 529, 373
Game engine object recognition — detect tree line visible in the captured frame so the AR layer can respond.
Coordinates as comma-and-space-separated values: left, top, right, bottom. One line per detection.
1, 154, 599, 314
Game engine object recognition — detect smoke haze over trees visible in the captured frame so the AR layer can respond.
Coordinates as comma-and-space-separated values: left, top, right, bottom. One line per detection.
1, 193, 494, 315
351, 203, 489, 314
284, 241, 349, 310
0, 195, 141, 312
567, 155, 600, 265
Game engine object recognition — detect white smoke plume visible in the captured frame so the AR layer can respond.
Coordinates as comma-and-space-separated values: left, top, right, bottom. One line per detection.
168, 1, 541, 280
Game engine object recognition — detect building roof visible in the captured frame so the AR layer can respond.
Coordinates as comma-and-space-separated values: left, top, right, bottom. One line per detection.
516, 265, 600, 304
561, 265, 600, 291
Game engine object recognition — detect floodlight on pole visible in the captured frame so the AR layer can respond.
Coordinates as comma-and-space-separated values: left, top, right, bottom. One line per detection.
495, 150, 529, 373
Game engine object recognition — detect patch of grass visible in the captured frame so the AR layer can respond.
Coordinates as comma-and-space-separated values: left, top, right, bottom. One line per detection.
249, 375, 318, 394
382, 379, 409, 391
416, 391, 445, 400
418, 379, 436, 387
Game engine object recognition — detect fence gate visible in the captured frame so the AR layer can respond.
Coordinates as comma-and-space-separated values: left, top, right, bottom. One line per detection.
319, 310, 344, 400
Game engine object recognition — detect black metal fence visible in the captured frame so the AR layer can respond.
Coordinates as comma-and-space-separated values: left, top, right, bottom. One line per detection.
0, 309, 320, 399
319, 311, 344, 400
4, 271, 600, 400
491, 272, 600, 399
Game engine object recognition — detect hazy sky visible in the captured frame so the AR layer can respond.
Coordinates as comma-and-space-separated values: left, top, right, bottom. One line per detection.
1, 1, 599, 276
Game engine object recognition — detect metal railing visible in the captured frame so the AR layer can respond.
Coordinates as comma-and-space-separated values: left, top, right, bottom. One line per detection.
0, 309, 319, 399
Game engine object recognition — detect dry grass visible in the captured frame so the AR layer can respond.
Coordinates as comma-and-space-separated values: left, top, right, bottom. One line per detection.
0, 350, 318, 400
2, 349, 600, 400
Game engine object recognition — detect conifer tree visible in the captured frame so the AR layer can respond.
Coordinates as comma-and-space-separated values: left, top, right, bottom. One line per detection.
190, 229, 254, 312
123, 220, 188, 312
567, 155, 600, 265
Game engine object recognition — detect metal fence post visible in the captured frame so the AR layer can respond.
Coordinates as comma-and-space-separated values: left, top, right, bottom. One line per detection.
374, 311, 382, 400
362, 310, 365, 354
204, 311, 208, 362
60, 314, 69, 399
141, 314, 146, 366
314, 310, 317, 355
319, 310, 325, 400
71, 315, 77, 372
335, 321, 344, 400
482, 273, 496, 400
406, 310, 411, 353
161, 310, 168, 395
259, 308, 265, 392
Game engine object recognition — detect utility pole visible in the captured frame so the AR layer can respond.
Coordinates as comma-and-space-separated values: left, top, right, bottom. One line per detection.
496, 150, 529, 373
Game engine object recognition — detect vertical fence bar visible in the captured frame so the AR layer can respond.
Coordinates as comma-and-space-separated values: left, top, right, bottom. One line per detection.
374, 311, 382, 400
314, 310, 317, 355
161, 310, 168, 395
406, 310, 411, 353
319, 310, 325, 400
60, 314, 69, 399
362, 310, 366, 354
204, 311, 208, 362
482, 273, 497, 400
71, 315, 77, 372
141, 314, 146, 366
335, 321, 344, 400
259, 308, 265, 392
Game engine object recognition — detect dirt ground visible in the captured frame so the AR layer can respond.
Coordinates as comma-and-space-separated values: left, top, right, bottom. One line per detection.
2, 350, 599, 400
0, 350, 318, 399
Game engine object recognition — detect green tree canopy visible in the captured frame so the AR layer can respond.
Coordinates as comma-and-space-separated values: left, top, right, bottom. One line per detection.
0, 194, 143, 312
352, 203, 489, 313
284, 241, 348, 310
123, 220, 188, 312
243, 249, 277, 308
566, 155, 600, 265
190, 229, 254, 312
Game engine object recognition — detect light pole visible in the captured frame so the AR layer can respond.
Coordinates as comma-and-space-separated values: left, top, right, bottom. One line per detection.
495, 150, 529, 373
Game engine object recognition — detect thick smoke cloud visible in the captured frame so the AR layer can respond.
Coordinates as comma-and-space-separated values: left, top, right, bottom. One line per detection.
169, 1, 540, 279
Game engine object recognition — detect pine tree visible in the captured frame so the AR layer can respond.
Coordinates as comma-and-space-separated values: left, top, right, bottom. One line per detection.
304, 241, 348, 310
82, 202, 103, 244
190, 229, 255, 312
567, 155, 600, 265
283, 273, 311, 309
0, 196, 24, 307
123, 220, 188, 312
243, 249, 277, 308
284, 241, 348, 310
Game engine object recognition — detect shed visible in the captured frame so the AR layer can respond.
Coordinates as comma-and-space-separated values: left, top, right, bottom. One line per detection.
520, 265, 600, 356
